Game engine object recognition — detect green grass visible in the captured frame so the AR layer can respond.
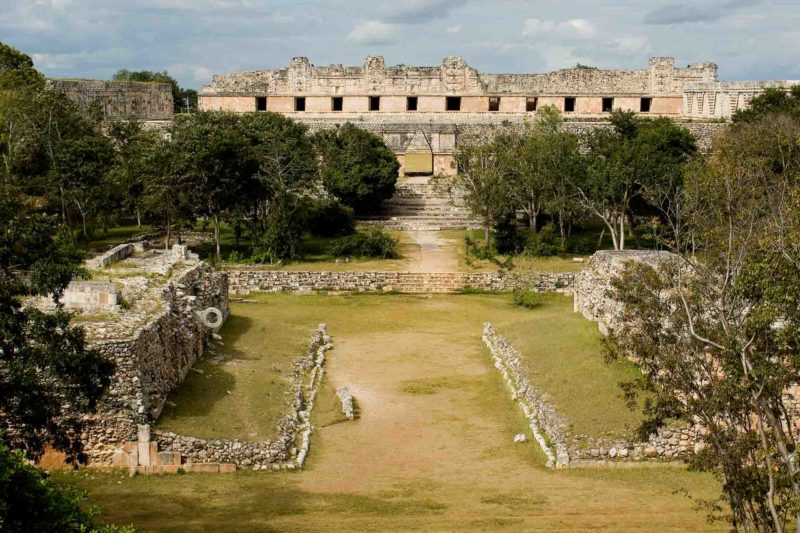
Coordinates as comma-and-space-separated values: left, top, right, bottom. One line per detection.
66, 292, 722, 531
78, 224, 154, 252
156, 311, 312, 441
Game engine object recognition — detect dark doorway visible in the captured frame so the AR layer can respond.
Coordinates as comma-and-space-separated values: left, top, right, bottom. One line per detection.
332, 97, 343, 111
602, 97, 614, 113
564, 97, 576, 113
446, 96, 461, 111
294, 97, 305, 111
369, 96, 381, 111
488, 97, 500, 112
406, 96, 418, 111
526, 97, 538, 112
256, 96, 267, 111
640, 97, 652, 113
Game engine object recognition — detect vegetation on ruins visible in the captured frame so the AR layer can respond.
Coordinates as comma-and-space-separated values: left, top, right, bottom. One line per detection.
453, 107, 696, 256
329, 225, 399, 259
607, 95, 800, 531
313, 123, 399, 215
112, 69, 197, 113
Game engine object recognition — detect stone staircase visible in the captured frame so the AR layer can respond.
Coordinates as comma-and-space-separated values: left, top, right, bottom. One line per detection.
391, 272, 494, 293
360, 181, 481, 230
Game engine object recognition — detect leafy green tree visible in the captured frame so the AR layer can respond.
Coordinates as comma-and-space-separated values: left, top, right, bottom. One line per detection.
501, 105, 584, 242
112, 69, 197, 113
607, 113, 800, 531
452, 135, 508, 246
0, 42, 44, 91
0, 438, 133, 532
169, 111, 260, 258
733, 86, 800, 123
577, 111, 695, 250
0, 185, 113, 463
314, 123, 399, 214
50, 135, 116, 237
107, 119, 161, 227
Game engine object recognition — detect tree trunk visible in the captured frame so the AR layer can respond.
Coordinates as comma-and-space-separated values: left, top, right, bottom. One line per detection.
484, 224, 490, 248
528, 202, 538, 234
214, 214, 221, 259
618, 214, 625, 251
136, 209, 141, 228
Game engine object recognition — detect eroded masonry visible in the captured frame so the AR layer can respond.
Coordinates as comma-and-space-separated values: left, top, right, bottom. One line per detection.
199, 55, 797, 175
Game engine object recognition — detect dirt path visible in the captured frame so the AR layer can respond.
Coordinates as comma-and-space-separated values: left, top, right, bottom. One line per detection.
403, 230, 461, 272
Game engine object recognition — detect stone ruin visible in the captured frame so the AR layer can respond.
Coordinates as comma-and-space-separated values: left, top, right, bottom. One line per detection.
573, 249, 681, 335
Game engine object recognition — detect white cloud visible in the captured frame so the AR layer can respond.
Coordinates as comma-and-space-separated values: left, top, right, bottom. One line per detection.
522, 17, 596, 39
609, 35, 651, 54
346, 20, 398, 45
446, 24, 462, 34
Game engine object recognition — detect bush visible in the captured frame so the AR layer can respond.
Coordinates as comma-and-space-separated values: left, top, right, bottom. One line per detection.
329, 225, 398, 259
493, 213, 525, 255
568, 236, 595, 255
513, 289, 544, 309
0, 437, 133, 532
464, 234, 495, 260
524, 223, 559, 257
304, 198, 355, 237
251, 196, 305, 263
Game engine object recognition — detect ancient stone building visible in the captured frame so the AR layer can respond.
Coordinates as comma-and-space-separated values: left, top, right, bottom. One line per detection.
199, 56, 797, 176
46, 79, 174, 120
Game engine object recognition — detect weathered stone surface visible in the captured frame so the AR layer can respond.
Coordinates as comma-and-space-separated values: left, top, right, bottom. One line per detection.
47, 79, 173, 120
227, 269, 574, 295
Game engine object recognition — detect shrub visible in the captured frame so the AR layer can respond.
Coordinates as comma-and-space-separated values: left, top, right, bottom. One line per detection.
524, 223, 559, 257
329, 225, 398, 258
493, 213, 525, 255
251, 196, 305, 263
304, 198, 355, 237
568, 236, 595, 255
464, 234, 495, 260
513, 289, 544, 309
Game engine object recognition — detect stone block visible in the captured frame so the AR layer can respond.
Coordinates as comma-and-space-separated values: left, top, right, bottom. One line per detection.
137, 424, 151, 443
111, 450, 128, 467
157, 451, 182, 466
219, 463, 237, 473
184, 463, 220, 473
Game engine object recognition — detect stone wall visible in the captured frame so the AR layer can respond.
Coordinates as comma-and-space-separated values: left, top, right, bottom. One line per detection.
47, 79, 174, 120
154, 325, 332, 470
482, 323, 699, 467
226, 269, 574, 295
573, 250, 681, 335
82, 262, 229, 464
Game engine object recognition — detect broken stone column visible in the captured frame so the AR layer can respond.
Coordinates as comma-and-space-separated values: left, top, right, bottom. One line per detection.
137, 424, 151, 466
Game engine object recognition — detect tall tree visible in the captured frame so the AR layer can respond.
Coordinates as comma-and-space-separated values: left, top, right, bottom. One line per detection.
314, 123, 399, 214
452, 135, 508, 246
607, 113, 800, 531
169, 111, 260, 258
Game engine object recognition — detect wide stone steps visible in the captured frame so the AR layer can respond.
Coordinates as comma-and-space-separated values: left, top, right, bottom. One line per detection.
360, 181, 479, 230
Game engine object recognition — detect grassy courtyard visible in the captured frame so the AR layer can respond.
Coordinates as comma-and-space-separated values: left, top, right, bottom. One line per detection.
68, 293, 724, 531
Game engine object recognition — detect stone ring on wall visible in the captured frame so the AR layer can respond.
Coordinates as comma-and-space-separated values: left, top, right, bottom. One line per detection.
198, 307, 224, 329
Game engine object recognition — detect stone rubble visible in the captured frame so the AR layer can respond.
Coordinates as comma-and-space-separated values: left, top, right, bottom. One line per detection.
336, 387, 355, 420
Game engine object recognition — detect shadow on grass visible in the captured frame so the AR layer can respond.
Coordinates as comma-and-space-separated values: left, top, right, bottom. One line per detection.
156, 315, 254, 421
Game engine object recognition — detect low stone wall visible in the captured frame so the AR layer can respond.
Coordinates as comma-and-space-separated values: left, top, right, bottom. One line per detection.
154, 324, 332, 470
483, 323, 570, 468
82, 262, 229, 465
227, 269, 574, 295
482, 323, 699, 466
88, 242, 142, 269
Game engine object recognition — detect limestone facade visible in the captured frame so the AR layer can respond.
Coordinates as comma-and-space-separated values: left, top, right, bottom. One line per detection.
46, 79, 174, 120
200, 55, 795, 120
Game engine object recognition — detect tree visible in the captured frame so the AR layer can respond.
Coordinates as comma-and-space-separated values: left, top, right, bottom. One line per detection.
112, 69, 197, 113
452, 135, 508, 246
50, 135, 116, 237
606, 113, 800, 531
0, 438, 133, 532
0, 42, 44, 91
314, 123, 399, 214
733, 86, 800, 123
169, 111, 260, 258
501, 105, 584, 242
107, 119, 160, 227
577, 111, 695, 250
0, 186, 114, 463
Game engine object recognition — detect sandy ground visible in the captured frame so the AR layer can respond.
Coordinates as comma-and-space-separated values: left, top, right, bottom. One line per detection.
403, 230, 462, 272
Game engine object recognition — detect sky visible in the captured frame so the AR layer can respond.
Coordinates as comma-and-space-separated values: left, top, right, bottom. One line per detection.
1, 0, 799, 90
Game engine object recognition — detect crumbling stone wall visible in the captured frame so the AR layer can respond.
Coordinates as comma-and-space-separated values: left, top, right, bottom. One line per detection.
154, 325, 332, 470
82, 263, 228, 465
573, 250, 681, 335
47, 79, 174, 120
482, 323, 699, 467
226, 269, 574, 295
